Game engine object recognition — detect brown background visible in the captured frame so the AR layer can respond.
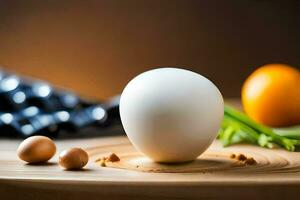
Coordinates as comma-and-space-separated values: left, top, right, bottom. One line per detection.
0, 0, 299, 100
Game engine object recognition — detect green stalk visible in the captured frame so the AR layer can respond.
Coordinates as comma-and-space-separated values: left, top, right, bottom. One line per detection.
221, 114, 275, 148
223, 105, 297, 151
273, 126, 300, 140
223, 115, 259, 142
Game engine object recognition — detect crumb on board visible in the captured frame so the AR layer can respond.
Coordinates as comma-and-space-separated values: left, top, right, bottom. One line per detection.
99, 158, 107, 167
107, 153, 120, 162
237, 154, 247, 161
96, 153, 120, 167
245, 157, 257, 165
229, 153, 256, 165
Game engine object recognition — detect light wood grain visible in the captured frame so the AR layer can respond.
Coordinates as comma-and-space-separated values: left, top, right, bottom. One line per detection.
1, 136, 300, 199
94, 140, 300, 175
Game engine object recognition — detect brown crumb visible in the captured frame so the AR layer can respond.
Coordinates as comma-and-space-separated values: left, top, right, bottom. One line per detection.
100, 161, 106, 167
244, 157, 257, 165
237, 154, 247, 161
231, 153, 257, 165
94, 158, 102, 162
230, 153, 236, 159
106, 153, 120, 162
100, 158, 107, 167
96, 156, 107, 167
96, 153, 120, 167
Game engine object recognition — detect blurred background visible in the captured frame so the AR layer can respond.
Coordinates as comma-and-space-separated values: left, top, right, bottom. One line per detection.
0, 0, 299, 100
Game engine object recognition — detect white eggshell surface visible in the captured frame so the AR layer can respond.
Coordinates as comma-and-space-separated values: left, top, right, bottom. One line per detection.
120, 68, 224, 163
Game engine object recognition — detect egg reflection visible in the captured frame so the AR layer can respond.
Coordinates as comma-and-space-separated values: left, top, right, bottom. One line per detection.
32, 83, 52, 97
38, 115, 52, 126
12, 91, 26, 104
21, 124, 35, 135
91, 106, 106, 120
0, 76, 20, 92
0, 113, 14, 124
22, 106, 39, 117
61, 94, 78, 108
55, 111, 70, 122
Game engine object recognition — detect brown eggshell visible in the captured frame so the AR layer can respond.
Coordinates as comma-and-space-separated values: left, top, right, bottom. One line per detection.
17, 136, 56, 163
59, 148, 89, 170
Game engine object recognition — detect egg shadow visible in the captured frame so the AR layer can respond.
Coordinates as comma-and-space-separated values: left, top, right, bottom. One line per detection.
117, 156, 233, 173
156, 158, 231, 173
62, 168, 93, 172
26, 161, 57, 166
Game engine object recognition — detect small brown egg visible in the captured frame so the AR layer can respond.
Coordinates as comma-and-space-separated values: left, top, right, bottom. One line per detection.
17, 136, 56, 163
59, 148, 89, 170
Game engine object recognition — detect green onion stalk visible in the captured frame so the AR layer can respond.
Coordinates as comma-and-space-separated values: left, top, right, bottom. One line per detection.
218, 105, 300, 151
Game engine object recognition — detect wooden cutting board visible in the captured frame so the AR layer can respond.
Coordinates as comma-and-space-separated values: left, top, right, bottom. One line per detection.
1, 135, 300, 200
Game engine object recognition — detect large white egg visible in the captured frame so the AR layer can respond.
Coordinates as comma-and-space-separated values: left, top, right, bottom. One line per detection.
119, 68, 224, 163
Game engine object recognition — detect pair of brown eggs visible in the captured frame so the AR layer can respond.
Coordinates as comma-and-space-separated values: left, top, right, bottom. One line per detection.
17, 136, 89, 170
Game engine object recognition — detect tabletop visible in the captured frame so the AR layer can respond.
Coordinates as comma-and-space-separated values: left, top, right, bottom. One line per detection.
1, 133, 300, 200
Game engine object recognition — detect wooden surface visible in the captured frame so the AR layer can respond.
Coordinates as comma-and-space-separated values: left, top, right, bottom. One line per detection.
1, 136, 300, 199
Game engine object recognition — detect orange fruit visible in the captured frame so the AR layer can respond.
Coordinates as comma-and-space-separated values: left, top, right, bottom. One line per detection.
242, 64, 300, 127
